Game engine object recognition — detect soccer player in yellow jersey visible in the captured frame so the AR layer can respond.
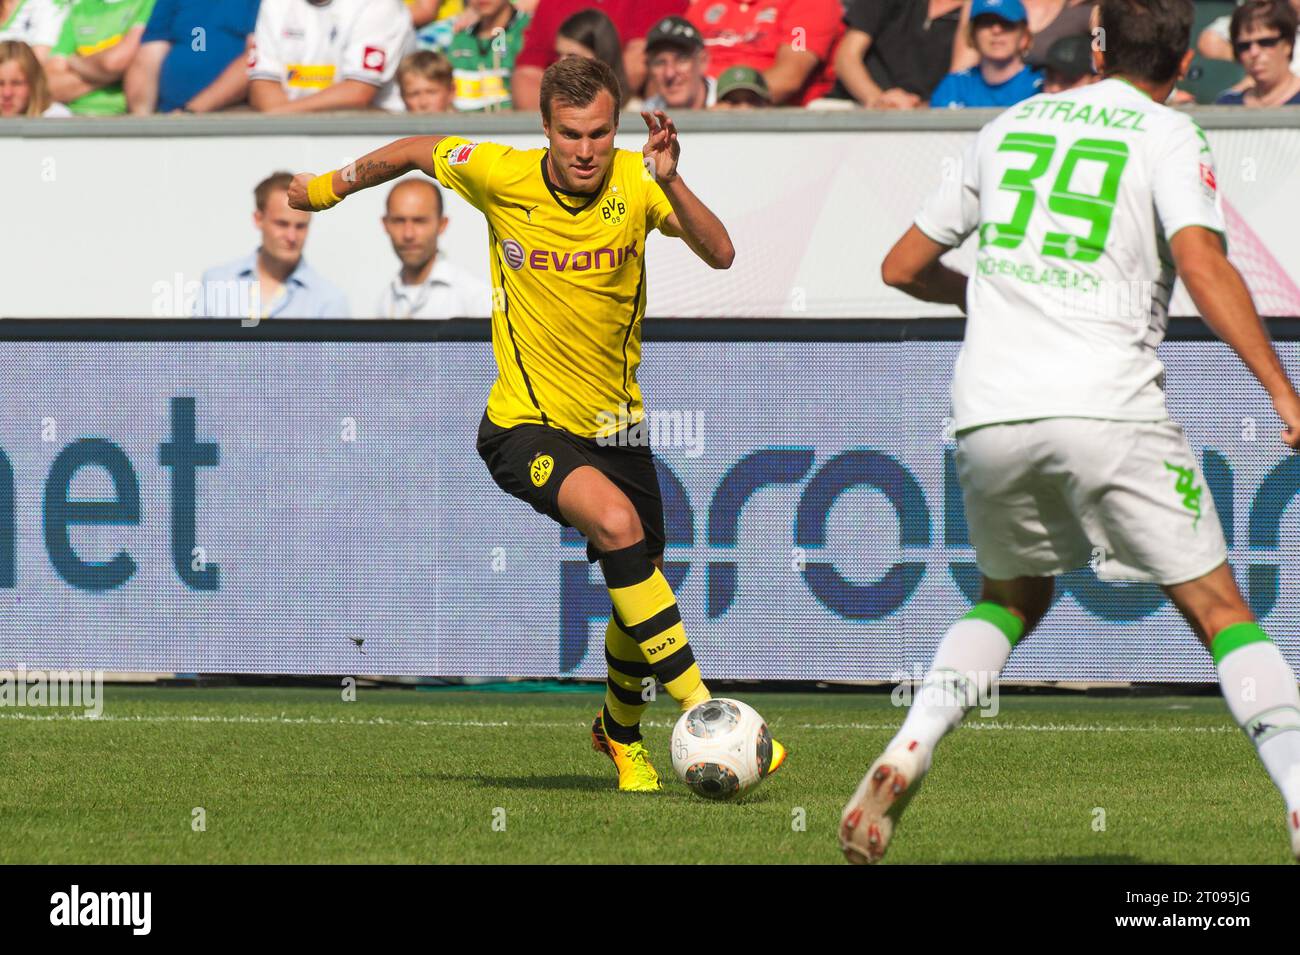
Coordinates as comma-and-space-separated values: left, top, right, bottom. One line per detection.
288, 55, 785, 793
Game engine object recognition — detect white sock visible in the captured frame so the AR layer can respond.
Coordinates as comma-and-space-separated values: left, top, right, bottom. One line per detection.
888, 609, 1019, 764
1215, 629, 1300, 814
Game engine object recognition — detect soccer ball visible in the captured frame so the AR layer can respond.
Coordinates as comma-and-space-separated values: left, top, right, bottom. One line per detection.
670, 698, 774, 800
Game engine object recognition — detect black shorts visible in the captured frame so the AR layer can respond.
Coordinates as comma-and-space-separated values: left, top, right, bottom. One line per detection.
476, 411, 666, 562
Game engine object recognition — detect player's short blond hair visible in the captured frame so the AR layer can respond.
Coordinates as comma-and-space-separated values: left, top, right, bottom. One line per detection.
397, 50, 454, 88
540, 54, 623, 125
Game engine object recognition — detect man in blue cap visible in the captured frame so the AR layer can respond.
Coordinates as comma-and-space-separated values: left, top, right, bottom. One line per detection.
930, 0, 1043, 107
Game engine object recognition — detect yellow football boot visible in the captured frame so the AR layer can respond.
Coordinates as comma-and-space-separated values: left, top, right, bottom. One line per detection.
768, 739, 788, 776
591, 712, 662, 792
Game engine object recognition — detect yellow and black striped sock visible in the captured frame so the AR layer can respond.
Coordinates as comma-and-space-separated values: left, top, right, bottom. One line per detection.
600, 541, 710, 712
602, 615, 650, 745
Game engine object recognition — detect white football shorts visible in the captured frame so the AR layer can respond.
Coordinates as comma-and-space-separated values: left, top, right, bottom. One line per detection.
954, 417, 1228, 585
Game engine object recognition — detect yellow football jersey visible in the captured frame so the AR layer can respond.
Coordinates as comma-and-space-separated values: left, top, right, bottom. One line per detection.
431, 136, 677, 439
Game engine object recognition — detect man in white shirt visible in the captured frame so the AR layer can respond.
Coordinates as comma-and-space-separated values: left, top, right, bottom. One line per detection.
376, 179, 491, 319
0, 0, 70, 61
843, 0, 1300, 865
248, 0, 415, 113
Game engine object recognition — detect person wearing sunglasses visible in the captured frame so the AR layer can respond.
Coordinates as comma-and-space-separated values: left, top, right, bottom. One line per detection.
1198, 0, 1300, 71
1216, 0, 1300, 104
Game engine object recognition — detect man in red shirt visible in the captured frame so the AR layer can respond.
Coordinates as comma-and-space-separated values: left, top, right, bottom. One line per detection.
511, 0, 688, 108
686, 0, 843, 104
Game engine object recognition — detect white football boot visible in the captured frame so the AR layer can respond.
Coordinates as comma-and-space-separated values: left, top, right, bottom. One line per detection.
839, 740, 929, 865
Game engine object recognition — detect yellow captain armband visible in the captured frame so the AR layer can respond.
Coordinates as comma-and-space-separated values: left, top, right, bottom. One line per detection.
306, 172, 343, 211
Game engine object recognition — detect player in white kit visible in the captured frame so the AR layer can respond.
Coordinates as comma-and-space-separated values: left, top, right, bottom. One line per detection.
842, 0, 1300, 864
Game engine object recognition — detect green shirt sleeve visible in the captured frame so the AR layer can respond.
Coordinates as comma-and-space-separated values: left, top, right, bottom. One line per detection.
130, 0, 156, 30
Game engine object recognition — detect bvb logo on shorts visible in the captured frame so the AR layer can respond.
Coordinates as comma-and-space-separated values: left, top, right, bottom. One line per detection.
600, 195, 626, 227
529, 453, 554, 488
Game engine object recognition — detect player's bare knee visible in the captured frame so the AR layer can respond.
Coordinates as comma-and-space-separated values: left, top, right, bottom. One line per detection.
589, 504, 641, 552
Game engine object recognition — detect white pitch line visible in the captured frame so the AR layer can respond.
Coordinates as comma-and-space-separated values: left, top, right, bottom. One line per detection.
0, 711, 1237, 733
804, 721, 1237, 734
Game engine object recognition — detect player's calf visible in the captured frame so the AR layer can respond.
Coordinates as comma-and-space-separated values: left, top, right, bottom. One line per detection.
602, 616, 651, 740
598, 540, 710, 711
560, 467, 712, 710
1204, 619, 1300, 855
1166, 568, 1300, 858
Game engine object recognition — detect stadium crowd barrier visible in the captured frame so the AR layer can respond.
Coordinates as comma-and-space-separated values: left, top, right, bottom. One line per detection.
2, 109, 1299, 319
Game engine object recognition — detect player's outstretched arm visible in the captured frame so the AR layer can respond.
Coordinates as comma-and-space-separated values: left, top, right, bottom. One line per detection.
287, 135, 448, 212
881, 225, 968, 312
642, 111, 735, 270
1172, 225, 1300, 449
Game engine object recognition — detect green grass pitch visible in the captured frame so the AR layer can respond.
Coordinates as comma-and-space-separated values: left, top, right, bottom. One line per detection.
0, 685, 1292, 864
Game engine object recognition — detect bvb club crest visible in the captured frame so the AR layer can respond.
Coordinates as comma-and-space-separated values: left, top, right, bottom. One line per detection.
530, 453, 554, 487
600, 195, 627, 227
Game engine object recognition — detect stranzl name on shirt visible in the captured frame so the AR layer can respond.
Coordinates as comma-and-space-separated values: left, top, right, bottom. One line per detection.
1012, 100, 1149, 131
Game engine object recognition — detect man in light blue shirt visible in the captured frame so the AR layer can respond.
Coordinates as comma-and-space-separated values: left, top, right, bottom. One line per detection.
196, 171, 349, 321
930, 0, 1043, 108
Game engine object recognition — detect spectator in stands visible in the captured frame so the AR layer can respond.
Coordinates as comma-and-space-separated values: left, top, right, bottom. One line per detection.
686, 0, 843, 106
248, 0, 415, 113
1217, 0, 1300, 105
409, 0, 456, 29
711, 64, 771, 108
398, 50, 454, 112
125, 0, 260, 114
642, 15, 714, 111
415, 0, 537, 53
43, 0, 154, 116
930, 0, 1042, 108
376, 179, 491, 319
447, 0, 529, 111
511, 0, 685, 110
416, 3, 467, 53
830, 0, 962, 109
197, 171, 349, 320
1200, 0, 1300, 71
1040, 31, 1096, 93
414, 1, 461, 53
0, 38, 67, 115
951, 0, 1095, 72
0, 0, 70, 62
554, 9, 629, 101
